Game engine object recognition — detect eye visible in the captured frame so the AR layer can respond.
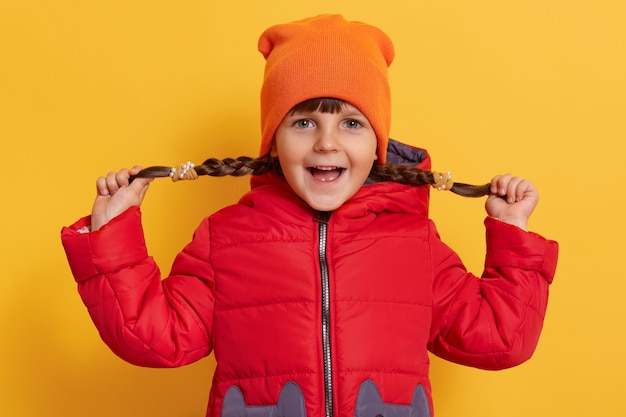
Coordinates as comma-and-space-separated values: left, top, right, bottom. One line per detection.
293, 119, 314, 128
343, 119, 363, 129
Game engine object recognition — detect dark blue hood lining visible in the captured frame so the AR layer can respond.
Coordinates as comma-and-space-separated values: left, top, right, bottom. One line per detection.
386, 138, 428, 166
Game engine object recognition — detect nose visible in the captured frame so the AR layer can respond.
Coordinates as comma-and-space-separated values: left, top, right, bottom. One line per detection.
313, 127, 340, 153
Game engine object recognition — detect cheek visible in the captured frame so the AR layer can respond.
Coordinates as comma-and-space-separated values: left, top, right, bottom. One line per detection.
353, 145, 378, 178
366, 134, 378, 160
364, 138, 378, 162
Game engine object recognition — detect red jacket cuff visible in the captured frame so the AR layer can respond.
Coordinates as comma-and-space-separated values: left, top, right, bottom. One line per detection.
484, 216, 559, 283
60, 207, 149, 283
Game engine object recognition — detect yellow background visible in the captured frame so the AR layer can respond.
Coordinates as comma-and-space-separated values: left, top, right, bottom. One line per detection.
1, 0, 624, 416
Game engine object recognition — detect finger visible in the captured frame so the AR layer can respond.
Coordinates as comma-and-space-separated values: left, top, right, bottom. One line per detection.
105, 171, 122, 195
134, 177, 153, 201
128, 175, 153, 193
95, 176, 110, 196
127, 165, 152, 198
504, 176, 524, 203
128, 165, 145, 176
115, 168, 132, 187
517, 179, 538, 203
490, 174, 512, 196
513, 179, 528, 202
489, 175, 502, 195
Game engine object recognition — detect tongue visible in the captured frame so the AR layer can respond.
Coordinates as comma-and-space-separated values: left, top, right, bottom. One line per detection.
312, 168, 342, 182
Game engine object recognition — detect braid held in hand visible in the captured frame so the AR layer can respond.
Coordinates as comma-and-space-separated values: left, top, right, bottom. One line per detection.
369, 163, 491, 197
129, 156, 490, 197
130, 156, 275, 182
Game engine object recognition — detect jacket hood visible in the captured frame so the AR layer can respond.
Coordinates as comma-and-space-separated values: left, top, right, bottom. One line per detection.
248, 139, 432, 218
385, 138, 431, 169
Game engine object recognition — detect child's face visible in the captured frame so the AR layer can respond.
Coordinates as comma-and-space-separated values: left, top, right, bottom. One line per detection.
271, 102, 378, 211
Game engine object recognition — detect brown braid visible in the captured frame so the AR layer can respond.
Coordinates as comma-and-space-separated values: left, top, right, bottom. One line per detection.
369, 163, 490, 197
129, 156, 490, 197
129, 155, 276, 181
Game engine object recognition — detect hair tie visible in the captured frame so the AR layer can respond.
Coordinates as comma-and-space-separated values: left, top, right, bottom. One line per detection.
432, 171, 453, 191
169, 162, 198, 182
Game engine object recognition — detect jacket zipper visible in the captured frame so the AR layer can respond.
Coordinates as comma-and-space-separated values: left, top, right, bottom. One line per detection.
315, 211, 334, 417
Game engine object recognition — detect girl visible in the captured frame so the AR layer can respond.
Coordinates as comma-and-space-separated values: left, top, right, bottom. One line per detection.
61, 14, 558, 417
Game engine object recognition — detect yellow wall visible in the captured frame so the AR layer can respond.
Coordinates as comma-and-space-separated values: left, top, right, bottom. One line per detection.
1, 1, 624, 416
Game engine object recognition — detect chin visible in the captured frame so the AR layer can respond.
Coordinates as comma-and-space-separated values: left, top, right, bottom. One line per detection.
304, 198, 346, 212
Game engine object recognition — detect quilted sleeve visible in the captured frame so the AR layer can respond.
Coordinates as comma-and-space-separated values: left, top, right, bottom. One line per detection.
427, 216, 558, 370
60, 206, 215, 368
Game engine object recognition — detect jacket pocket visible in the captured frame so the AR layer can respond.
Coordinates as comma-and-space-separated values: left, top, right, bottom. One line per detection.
354, 380, 431, 417
221, 381, 306, 417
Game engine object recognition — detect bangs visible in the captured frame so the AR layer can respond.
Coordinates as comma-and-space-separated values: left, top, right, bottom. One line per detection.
288, 98, 347, 115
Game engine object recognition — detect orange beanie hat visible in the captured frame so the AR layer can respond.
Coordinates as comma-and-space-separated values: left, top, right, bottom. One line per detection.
258, 14, 395, 163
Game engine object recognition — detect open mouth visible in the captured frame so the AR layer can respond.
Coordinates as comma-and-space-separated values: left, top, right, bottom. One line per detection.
309, 166, 345, 182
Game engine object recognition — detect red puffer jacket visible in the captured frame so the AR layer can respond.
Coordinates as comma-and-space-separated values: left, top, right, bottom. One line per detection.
61, 141, 558, 417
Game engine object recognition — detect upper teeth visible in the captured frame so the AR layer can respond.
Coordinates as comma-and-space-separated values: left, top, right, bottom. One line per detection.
314, 166, 338, 170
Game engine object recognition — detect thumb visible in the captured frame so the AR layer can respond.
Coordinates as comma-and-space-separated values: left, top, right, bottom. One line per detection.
130, 176, 153, 204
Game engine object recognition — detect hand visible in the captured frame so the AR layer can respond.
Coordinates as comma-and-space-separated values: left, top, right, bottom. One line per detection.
485, 174, 539, 231
91, 166, 153, 231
